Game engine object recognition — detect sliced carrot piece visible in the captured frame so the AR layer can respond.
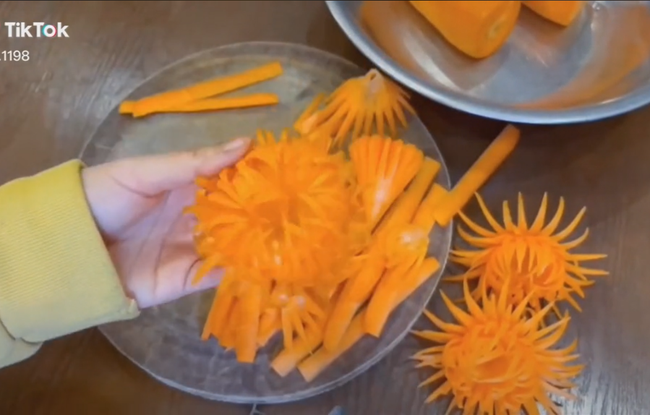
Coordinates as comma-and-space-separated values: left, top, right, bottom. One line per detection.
298, 257, 439, 381
375, 157, 440, 236
434, 125, 520, 227
365, 258, 440, 336
411, 183, 449, 231
129, 93, 279, 117
270, 333, 324, 377
350, 136, 424, 228
235, 284, 263, 363
119, 61, 283, 117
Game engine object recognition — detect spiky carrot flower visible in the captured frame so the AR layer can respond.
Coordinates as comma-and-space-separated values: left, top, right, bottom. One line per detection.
413, 280, 583, 415
299, 69, 415, 147
449, 193, 608, 313
187, 129, 370, 289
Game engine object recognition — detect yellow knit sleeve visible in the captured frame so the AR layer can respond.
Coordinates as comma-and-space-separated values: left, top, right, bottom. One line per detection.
0, 160, 139, 368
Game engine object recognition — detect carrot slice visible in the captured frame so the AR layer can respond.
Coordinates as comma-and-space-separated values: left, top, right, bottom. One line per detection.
128, 93, 279, 117
235, 284, 263, 363
298, 257, 439, 381
411, 184, 449, 231
434, 125, 520, 227
365, 258, 440, 336
294, 93, 325, 132
375, 157, 440, 236
201, 277, 237, 340
119, 61, 283, 117
350, 136, 424, 227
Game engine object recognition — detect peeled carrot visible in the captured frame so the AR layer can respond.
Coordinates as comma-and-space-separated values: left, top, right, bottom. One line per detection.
119, 61, 283, 117
298, 257, 439, 381
409, 1, 521, 59
127, 93, 279, 117
434, 124, 520, 227
365, 258, 440, 336
375, 157, 440, 235
523, 1, 584, 27
411, 184, 448, 231
294, 93, 325, 132
235, 285, 263, 363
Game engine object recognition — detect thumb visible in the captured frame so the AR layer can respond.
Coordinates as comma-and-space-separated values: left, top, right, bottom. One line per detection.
111, 137, 251, 195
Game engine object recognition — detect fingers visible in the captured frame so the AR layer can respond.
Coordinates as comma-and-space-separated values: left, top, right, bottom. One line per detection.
109, 137, 251, 196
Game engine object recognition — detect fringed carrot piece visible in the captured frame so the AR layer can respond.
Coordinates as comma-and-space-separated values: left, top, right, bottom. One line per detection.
299, 69, 415, 146
448, 192, 608, 315
365, 258, 440, 337
119, 61, 283, 117
294, 93, 325, 132
350, 136, 424, 228
298, 257, 439, 382
411, 184, 448, 231
374, 157, 440, 236
131, 93, 279, 116
434, 124, 520, 227
413, 279, 583, 414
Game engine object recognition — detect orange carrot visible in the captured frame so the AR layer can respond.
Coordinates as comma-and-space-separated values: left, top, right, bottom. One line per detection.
235, 285, 263, 363
523, 1, 584, 27
298, 257, 439, 381
270, 334, 324, 377
119, 61, 283, 117
257, 308, 280, 347
411, 183, 448, 231
128, 94, 279, 117
375, 157, 440, 235
201, 289, 221, 341
434, 124, 520, 227
294, 93, 325, 132
201, 278, 237, 340
365, 258, 440, 336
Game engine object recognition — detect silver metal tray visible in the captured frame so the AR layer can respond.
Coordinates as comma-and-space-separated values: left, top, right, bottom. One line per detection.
80, 41, 452, 404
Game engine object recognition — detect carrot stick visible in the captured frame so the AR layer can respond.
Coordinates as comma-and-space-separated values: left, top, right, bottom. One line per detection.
323, 254, 385, 350
201, 289, 220, 340
411, 184, 448, 231
257, 308, 280, 347
119, 61, 283, 117
270, 334, 324, 377
201, 281, 236, 340
129, 93, 279, 117
374, 157, 440, 235
298, 258, 439, 382
434, 124, 520, 227
294, 93, 325, 132
365, 258, 440, 336
235, 285, 262, 363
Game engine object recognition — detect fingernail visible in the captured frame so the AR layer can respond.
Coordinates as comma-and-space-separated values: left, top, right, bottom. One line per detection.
223, 137, 250, 152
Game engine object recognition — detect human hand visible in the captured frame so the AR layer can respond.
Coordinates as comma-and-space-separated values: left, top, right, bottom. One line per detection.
82, 137, 251, 309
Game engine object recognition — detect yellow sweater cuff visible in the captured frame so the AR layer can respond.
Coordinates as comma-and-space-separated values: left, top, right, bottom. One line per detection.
0, 160, 139, 343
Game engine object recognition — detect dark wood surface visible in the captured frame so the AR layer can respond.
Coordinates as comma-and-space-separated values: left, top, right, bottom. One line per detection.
0, 1, 648, 414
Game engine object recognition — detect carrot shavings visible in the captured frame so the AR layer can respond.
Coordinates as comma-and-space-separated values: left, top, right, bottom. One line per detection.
448, 192, 608, 315
413, 279, 583, 414
119, 61, 283, 117
434, 124, 520, 227
350, 135, 424, 228
299, 69, 415, 147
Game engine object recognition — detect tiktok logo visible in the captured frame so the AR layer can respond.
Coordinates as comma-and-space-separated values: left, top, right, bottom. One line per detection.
4, 22, 69, 38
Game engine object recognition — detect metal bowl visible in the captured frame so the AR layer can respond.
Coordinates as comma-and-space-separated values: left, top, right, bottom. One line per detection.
326, 1, 650, 124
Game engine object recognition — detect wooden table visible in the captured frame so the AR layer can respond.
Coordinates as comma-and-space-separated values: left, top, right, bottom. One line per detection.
0, 1, 647, 414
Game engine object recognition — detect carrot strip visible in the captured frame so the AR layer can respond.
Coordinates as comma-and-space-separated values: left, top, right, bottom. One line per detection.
434, 125, 520, 227
235, 285, 262, 363
270, 334, 324, 377
201, 279, 236, 340
201, 289, 221, 340
130, 93, 279, 117
365, 258, 440, 336
294, 93, 325, 132
375, 157, 440, 235
119, 61, 283, 117
298, 258, 439, 381
411, 184, 449, 231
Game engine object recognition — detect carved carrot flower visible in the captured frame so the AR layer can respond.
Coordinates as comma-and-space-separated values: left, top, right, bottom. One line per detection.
413, 280, 583, 415
298, 69, 415, 146
448, 193, 608, 313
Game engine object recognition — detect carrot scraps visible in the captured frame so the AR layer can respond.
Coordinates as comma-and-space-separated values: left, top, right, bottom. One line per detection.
448, 192, 608, 315
299, 69, 415, 147
129, 94, 279, 115
349, 136, 424, 228
298, 257, 439, 381
119, 61, 283, 117
434, 124, 520, 227
413, 279, 583, 414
